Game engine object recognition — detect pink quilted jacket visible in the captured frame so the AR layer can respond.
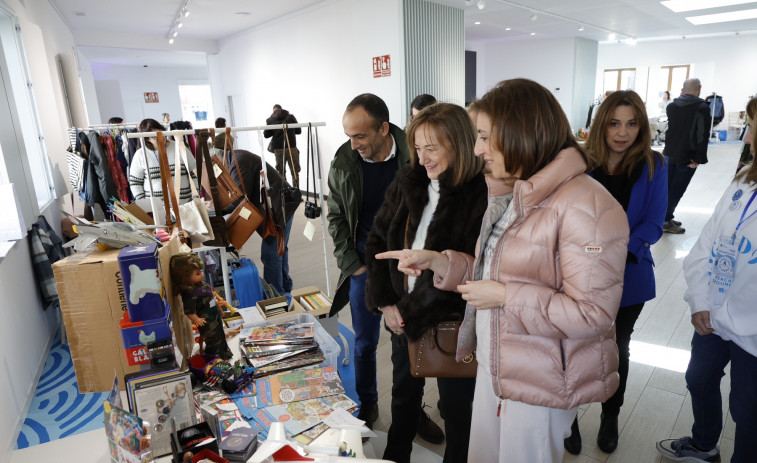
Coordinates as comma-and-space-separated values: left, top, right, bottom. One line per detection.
436, 148, 629, 410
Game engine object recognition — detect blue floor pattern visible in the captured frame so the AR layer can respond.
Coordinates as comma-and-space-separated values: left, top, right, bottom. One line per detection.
15, 324, 358, 450
16, 332, 109, 449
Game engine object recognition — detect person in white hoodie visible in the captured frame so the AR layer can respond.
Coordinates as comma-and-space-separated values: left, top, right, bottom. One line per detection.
656, 127, 757, 463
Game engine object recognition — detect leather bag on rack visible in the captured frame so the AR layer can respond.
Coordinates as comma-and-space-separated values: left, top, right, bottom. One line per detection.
260, 170, 285, 255
402, 217, 476, 378
225, 143, 264, 250
155, 132, 190, 246
195, 129, 230, 247
174, 135, 214, 244
199, 128, 244, 210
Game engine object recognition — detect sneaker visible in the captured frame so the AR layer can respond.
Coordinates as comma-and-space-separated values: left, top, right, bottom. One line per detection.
656, 436, 721, 462
663, 221, 685, 234
417, 404, 445, 444
671, 219, 682, 227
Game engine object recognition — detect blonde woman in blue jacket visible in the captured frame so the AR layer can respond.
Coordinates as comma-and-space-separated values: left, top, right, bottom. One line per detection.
565, 90, 667, 455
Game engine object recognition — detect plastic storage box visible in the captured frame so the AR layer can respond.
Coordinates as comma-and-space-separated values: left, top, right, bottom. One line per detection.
241, 313, 340, 370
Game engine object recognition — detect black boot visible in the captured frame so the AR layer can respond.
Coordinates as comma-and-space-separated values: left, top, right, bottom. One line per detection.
564, 417, 581, 455
597, 413, 619, 453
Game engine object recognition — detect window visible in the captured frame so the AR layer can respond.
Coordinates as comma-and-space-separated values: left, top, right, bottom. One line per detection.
178, 82, 214, 129
660, 65, 690, 92
603, 68, 636, 93
0, 9, 55, 218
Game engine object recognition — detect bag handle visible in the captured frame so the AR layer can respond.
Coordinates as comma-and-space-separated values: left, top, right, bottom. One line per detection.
305, 123, 319, 208
156, 132, 183, 232
195, 129, 223, 217
173, 136, 200, 200
282, 123, 298, 186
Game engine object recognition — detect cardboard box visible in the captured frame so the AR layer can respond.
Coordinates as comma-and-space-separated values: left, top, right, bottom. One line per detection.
255, 296, 305, 320
119, 306, 172, 366
52, 237, 183, 392
118, 243, 166, 322
291, 286, 332, 317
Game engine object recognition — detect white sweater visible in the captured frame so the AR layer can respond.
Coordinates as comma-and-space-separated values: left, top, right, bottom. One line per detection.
683, 178, 757, 356
128, 140, 197, 204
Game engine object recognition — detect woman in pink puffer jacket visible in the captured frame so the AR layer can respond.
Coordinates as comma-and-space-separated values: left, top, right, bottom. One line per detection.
377, 79, 629, 462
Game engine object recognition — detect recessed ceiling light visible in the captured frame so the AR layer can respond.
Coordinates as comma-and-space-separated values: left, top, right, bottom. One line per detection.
183, 9, 190, 18
578, 25, 584, 31
661, 0, 754, 13
505, 27, 511, 31
474, 21, 481, 25
530, 32, 536, 36
169, 38, 174, 44
608, 33, 616, 40
686, 8, 757, 25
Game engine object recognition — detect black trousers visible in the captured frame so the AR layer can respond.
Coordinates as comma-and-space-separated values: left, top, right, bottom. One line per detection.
383, 332, 476, 463
602, 302, 645, 416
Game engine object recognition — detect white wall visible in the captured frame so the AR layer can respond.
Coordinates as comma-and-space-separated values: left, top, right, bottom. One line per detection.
95, 79, 125, 121
470, 37, 592, 130
597, 34, 757, 121
211, 0, 404, 177
91, 63, 209, 124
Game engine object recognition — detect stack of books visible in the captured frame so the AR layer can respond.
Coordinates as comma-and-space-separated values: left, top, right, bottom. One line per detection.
261, 300, 289, 317
218, 427, 259, 462
299, 292, 332, 312
240, 322, 325, 376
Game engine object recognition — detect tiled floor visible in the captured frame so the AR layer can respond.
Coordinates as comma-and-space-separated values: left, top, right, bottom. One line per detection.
11, 142, 744, 462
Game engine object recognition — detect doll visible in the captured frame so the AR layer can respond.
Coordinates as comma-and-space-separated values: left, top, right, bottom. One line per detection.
170, 252, 233, 360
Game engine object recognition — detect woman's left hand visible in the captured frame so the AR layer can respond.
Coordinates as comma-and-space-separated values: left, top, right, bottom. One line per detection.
458, 280, 506, 310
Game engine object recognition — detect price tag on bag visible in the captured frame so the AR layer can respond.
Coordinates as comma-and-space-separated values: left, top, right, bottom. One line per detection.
303, 221, 315, 241
239, 207, 251, 220
213, 164, 223, 178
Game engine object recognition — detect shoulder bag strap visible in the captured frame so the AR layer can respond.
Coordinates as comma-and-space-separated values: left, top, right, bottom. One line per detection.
156, 132, 182, 231
283, 123, 298, 185
174, 135, 200, 199
195, 129, 223, 216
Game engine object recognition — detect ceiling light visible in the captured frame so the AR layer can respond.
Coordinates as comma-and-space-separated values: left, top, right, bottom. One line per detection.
183, 8, 190, 18
177, 21, 183, 28
505, 27, 511, 31
530, 13, 538, 22
608, 33, 616, 40
530, 32, 536, 36
661, 0, 753, 13
172, 30, 178, 37
578, 24, 584, 31
477, 0, 486, 10
474, 21, 481, 25
686, 8, 757, 25
169, 38, 174, 44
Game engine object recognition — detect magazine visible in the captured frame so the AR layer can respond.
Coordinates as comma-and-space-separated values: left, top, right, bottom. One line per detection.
258, 393, 357, 436
103, 400, 149, 463
293, 422, 330, 445
241, 341, 317, 358
242, 322, 314, 345
252, 349, 326, 377
254, 366, 343, 407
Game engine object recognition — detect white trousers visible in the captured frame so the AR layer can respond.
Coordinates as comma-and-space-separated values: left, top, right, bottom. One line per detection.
467, 364, 577, 462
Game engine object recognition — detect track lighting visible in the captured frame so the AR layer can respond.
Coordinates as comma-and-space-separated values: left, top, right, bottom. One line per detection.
578, 24, 584, 31
177, 21, 183, 28
172, 30, 178, 37
477, 0, 486, 10
169, 38, 174, 44
183, 8, 190, 18
530, 13, 538, 22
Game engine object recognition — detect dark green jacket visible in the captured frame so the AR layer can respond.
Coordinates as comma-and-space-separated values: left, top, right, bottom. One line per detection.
326, 123, 411, 314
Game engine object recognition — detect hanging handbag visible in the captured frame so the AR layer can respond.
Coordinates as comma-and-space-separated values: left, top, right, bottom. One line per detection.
225, 142, 265, 250
403, 217, 476, 378
199, 128, 244, 210
257, 130, 286, 255
174, 135, 214, 245
303, 123, 322, 219
155, 132, 190, 246
195, 129, 230, 248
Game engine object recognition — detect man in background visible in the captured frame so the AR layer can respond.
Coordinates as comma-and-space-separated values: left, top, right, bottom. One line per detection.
663, 78, 711, 234
264, 104, 301, 187
327, 94, 410, 433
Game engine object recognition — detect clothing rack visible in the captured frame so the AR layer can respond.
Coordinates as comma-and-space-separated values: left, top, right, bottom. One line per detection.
126, 122, 333, 298
89, 123, 140, 129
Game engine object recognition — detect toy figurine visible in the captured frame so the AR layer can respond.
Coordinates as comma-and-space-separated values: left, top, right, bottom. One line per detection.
170, 252, 233, 360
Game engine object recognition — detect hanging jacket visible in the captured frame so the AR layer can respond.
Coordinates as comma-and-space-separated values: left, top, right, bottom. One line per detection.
85, 131, 117, 210
101, 133, 130, 202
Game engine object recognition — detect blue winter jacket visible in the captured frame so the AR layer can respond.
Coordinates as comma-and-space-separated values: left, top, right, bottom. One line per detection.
593, 155, 667, 307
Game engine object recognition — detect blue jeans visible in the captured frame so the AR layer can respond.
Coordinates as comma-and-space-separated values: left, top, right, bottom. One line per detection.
686, 332, 757, 462
260, 217, 293, 297
666, 161, 697, 222
348, 271, 382, 406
